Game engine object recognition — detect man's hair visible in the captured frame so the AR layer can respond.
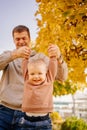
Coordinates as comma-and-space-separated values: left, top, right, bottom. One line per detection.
12, 25, 30, 38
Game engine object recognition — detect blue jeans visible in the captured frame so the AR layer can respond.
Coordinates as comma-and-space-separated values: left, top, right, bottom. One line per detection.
0, 104, 25, 130
18, 115, 52, 130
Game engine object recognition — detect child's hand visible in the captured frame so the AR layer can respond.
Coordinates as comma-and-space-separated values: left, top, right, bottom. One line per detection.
48, 44, 61, 58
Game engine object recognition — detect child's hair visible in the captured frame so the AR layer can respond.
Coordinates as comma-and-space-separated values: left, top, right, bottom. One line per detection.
29, 58, 45, 63
28, 58, 48, 71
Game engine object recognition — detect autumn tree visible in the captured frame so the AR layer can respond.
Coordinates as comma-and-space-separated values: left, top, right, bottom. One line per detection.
35, 0, 87, 85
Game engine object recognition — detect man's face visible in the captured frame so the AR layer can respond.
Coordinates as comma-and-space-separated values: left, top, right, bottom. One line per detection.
13, 31, 30, 49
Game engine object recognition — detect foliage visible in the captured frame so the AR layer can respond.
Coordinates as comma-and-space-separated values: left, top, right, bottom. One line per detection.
53, 80, 86, 95
50, 111, 63, 122
61, 116, 87, 130
35, 0, 87, 84
50, 111, 63, 130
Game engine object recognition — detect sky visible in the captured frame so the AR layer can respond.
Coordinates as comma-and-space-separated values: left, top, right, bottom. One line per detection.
0, 0, 38, 53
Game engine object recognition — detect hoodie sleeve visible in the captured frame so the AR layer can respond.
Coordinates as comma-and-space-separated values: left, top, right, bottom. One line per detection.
55, 61, 68, 82
0, 51, 13, 70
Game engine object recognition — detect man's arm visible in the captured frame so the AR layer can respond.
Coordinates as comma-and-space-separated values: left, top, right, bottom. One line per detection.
0, 46, 30, 70
0, 51, 13, 70
56, 58, 68, 82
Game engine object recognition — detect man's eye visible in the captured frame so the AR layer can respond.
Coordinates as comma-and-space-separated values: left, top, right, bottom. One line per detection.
16, 38, 20, 41
23, 37, 26, 40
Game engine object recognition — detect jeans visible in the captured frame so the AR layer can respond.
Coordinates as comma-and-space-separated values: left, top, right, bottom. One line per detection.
0, 104, 25, 130
18, 115, 52, 130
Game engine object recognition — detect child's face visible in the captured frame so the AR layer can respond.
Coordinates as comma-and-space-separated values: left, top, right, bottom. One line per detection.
28, 63, 47, 86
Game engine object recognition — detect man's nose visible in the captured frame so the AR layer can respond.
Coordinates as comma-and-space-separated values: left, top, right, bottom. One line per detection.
19, 38, 24, 43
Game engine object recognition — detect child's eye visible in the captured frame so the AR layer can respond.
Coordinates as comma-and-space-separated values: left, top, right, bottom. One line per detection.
39, 73, 42, 75
30, 73, 34, 75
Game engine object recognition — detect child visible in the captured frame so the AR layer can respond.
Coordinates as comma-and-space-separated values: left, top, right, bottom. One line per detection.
21, 45, 58, 130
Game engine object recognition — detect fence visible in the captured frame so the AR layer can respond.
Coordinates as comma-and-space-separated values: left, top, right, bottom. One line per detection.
53, 93, 87, 121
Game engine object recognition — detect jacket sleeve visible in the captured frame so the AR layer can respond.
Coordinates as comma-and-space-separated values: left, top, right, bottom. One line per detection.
0, 51, 13, 70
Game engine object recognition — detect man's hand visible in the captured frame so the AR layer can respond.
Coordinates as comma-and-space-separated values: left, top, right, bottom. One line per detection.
12, 46, 31, 59
48, 44, 61, 58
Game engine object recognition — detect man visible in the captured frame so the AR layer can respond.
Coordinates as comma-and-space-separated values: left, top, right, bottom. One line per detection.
0, 25, 68, 130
